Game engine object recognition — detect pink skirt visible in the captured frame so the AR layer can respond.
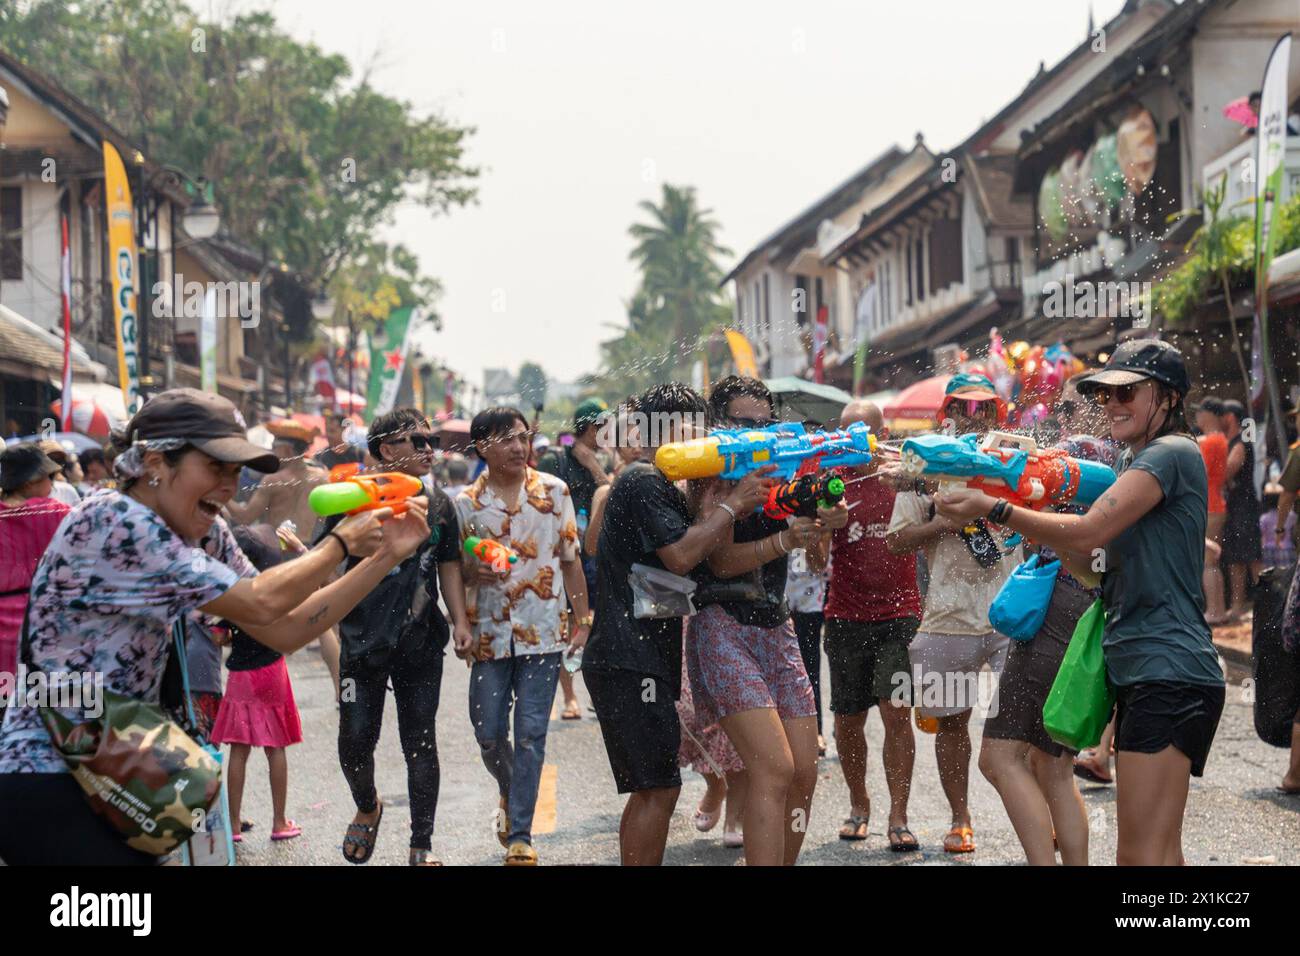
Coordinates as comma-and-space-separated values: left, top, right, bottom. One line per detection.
210, 657, 302, 748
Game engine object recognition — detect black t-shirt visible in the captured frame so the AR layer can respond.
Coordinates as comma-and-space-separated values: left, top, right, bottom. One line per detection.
584, 463, 690, 692
226, 628, 283, 672
693, 511, 790, 629
538, 446, 600, 520
320, 486, 461, 663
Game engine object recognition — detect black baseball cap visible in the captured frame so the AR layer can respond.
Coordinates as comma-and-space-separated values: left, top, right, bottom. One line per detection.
1193, 395, 1225, 415
127, 388, 279, 473
0, 442, 62, 492
1075, 338, 1190, 396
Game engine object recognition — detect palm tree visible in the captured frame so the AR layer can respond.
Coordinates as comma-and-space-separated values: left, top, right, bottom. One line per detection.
621, 183, 728, 366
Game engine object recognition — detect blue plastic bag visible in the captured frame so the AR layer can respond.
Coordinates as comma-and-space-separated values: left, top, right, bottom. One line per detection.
988, 554, 1060, 641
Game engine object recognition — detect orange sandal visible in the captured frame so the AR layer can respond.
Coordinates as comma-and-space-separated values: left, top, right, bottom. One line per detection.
943, 825, 976, 853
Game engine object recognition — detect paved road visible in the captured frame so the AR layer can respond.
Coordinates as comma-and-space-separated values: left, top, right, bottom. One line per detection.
235, 645, 1300, 866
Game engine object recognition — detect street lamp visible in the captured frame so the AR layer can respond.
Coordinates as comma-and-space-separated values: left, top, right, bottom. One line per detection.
160, 167, 222, 240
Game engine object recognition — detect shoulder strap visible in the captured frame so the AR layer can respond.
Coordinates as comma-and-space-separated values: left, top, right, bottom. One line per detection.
172, 616, 199, 732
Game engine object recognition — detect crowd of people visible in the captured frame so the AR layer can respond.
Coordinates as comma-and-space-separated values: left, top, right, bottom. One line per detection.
0, 337, 1298, 866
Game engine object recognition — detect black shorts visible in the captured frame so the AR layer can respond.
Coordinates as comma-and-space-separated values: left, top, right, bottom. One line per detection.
584, 667, 682, 795
824, 617, 919, 715
1114, 681, 1225, 777
983, 580, 1094, 757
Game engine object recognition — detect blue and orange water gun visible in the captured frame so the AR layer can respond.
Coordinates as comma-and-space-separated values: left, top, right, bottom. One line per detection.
655, 421, 878, 483
898, 431, 1115, 510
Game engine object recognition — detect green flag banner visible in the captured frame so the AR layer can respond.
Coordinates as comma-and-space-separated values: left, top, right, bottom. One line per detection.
367, 306, 421, 418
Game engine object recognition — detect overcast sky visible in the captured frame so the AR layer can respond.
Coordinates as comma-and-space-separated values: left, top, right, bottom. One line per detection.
261, 0, 1129, 391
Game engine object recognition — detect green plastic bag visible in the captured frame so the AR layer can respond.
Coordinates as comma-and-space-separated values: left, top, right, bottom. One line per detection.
1042, 598, 1114, 750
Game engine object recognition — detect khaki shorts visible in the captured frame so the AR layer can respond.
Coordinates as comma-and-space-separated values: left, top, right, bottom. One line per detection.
908, 630, 1009, 718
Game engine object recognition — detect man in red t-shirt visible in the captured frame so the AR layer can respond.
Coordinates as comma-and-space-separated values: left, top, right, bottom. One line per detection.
824, 401, 922, 851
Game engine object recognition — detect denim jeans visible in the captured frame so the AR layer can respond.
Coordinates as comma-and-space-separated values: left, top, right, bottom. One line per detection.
469, 651, 562, 845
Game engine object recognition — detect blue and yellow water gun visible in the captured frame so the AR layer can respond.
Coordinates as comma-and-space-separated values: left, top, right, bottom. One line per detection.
655, 421, 878, 482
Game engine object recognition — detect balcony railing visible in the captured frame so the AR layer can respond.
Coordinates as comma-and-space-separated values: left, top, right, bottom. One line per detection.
1202, 135, 1300, 218
975, 258, 1023, 291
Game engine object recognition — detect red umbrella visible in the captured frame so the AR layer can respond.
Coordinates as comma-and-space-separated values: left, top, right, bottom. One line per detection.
883, 374, 952, 420
49, 398, 119, 440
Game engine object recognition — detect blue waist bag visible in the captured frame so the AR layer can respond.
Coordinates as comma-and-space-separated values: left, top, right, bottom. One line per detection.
988, 554, 1060, 641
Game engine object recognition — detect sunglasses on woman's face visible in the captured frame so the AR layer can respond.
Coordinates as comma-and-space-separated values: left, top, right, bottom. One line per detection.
1089, 382, 1148, 407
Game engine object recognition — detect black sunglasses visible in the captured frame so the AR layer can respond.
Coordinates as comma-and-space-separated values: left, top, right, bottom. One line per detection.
1089, 382, 1149, 406
391, 433, 437, 451
731, 416, 775, 429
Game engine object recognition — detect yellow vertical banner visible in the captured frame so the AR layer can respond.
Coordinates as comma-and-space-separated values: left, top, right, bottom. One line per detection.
724, 329, 759, 378
103, 142, 142, 415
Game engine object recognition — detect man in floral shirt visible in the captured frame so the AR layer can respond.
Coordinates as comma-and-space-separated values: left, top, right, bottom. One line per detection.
453, 407, 590, 866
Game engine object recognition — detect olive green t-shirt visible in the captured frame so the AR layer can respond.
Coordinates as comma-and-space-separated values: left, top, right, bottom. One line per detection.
1101, 435, 1223, 687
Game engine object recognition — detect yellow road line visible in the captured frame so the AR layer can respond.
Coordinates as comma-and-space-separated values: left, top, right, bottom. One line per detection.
533, 764, 557, 834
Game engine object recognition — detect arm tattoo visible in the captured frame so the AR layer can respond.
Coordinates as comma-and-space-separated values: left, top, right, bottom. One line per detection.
308, 605, 329, 625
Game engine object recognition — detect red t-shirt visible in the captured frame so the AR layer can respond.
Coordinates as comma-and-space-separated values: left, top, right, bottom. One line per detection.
825, 473, 922, 622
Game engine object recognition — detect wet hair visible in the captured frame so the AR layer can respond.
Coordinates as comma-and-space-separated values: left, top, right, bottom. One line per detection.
1149, 383, 1193, 441
1219, 399, 1246, 424
470, 406, 529, 446
367, 407, 429, 460
638, 382, 706, 419
707, 375, 773, 424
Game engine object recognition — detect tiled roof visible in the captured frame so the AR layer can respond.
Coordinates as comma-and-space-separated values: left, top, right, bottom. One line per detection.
0, 304, 103, 380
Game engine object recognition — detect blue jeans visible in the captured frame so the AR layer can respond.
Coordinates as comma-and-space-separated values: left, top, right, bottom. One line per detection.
469, 652, 562, 845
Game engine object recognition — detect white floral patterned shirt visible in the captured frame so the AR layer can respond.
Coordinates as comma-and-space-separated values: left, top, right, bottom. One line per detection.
454, 468, 578, 659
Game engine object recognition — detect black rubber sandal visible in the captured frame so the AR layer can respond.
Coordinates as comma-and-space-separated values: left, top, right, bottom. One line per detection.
888, 825, 919, 852
342, 802, 384, 864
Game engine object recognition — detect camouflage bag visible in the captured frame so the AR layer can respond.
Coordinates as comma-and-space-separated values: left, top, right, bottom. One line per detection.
25, 615, 221, 856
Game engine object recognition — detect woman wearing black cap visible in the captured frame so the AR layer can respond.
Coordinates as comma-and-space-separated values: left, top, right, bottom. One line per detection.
934, 340, 1225, 866
0, 389, 430, 865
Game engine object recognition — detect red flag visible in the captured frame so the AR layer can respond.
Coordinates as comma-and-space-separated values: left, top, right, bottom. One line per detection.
813, 304, 829, 384
60, 213, 73, 429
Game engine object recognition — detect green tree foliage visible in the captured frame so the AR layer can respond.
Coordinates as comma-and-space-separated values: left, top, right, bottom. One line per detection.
0, 0, 477, 319
588, 184, 733, 397
1157, 186, 1300, 326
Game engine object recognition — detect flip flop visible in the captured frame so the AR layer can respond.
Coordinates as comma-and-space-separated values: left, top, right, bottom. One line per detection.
838, 815, 869, 841
560, 701, 582, 720
888, 825, 919, 852
271, 821, 302, 841
1276, 786, 1300, 796
943, 825, 976, 853
723, 830, 744, 848
409, 849, 443, 866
